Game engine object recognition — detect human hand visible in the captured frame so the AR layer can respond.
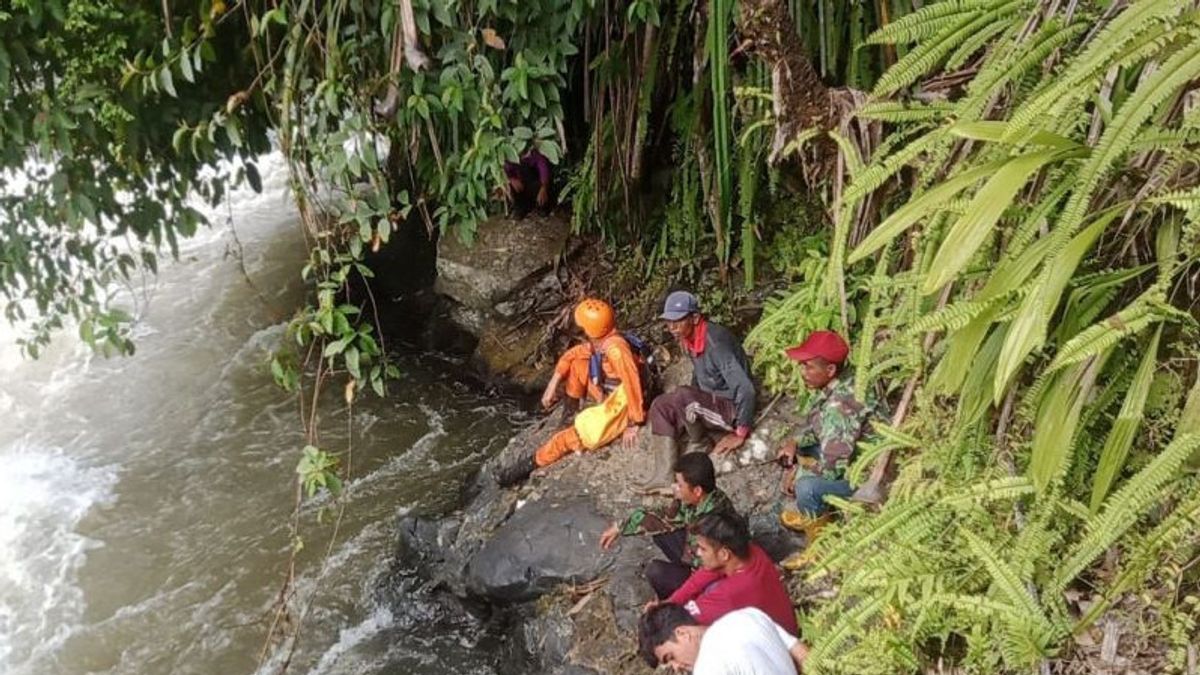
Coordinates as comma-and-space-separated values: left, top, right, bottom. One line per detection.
540, 381, 559, 410
712, 432, 745, 456
642, 598, 662, 613
621, 426, 640, 449
599, 523, 620, 550
537, 185, 549, 207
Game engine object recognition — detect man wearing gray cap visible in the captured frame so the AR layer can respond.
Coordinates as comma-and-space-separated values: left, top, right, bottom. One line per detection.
638, 290, 757, 494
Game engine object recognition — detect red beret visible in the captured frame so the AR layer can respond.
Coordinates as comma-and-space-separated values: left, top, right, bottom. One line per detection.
785, 330, 849, 364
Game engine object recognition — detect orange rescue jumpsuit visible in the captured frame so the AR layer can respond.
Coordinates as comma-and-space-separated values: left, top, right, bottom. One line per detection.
534, 333, 646, 467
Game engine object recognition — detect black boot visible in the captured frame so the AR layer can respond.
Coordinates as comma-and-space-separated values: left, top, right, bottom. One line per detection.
494, 449, 538, 488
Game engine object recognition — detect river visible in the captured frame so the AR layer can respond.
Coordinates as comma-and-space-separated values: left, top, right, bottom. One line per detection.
0, 155, 525, 674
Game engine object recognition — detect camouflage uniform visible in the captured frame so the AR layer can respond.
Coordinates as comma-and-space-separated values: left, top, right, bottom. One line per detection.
619, 488, 735, 569
790, 377, 879, 514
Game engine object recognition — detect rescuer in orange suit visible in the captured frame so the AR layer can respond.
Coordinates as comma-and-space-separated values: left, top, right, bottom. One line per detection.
495, 298, 645, 486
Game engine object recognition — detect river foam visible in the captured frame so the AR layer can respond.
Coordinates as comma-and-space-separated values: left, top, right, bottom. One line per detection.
0, 442, 117, 673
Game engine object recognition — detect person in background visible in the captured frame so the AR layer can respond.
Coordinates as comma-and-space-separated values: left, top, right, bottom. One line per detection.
654, 512, 797, 635
638, 604, 808, 675
503, 148, 553, 218
599, 453, 736, 599
494, 298, 644, 486
639, 290, 756, 494
775, 330, 879, 568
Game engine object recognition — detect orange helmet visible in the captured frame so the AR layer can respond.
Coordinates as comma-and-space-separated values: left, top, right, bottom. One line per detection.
573, 298, 615, 339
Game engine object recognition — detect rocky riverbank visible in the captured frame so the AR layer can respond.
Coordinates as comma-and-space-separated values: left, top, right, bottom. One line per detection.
384, 213, 813, 673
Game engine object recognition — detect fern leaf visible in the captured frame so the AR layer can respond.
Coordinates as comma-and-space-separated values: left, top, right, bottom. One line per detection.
1076, 486, 1200, 631
873, 0, 1025, 97
1088, 327, 1161, 512
1046, 38, 1200, 266
1046, 295, 1157, 374
911, 297, 1001, 334
843, 127, 947, 210
946, 16, 1012, 70
804, 594, 887, 671
865, 0, 995, 46
856, 101, 956, 122
1053, 432, 1200, 592
1003, 0, 1186, 143
938, 477, 1035, 509
960, 528, 1049, 625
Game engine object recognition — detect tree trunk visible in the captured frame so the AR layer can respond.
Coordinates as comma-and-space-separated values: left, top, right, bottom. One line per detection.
736, 0, 837, 165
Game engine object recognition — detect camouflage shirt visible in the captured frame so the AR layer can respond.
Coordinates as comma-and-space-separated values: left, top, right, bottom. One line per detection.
618, 488, 736, 569
793, 377, 878, 481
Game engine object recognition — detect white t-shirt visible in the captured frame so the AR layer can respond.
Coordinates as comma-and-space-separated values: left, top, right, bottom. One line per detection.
692, 607, 800, 675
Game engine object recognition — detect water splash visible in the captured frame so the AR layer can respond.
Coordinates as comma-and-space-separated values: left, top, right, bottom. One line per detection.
0, 442, 117, 673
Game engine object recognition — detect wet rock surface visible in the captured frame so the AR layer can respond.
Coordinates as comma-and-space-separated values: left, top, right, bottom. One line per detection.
392, 358, 808, 673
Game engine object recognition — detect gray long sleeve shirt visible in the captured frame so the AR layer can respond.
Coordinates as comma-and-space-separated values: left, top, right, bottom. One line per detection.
687, 320, 757, 431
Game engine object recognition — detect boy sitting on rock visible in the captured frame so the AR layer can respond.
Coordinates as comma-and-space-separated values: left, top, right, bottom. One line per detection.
598, 453, 735, 599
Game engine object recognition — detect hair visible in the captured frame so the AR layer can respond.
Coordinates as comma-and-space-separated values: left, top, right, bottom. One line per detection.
637, 603, 696, 667
673, 453, 717, 493
692, 511, 752, 559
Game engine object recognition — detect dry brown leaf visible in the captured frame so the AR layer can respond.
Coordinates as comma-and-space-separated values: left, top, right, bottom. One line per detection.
482, 28, 506, 50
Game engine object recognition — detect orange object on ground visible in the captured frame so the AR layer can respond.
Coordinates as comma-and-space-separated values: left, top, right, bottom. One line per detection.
534, 333, 644, 468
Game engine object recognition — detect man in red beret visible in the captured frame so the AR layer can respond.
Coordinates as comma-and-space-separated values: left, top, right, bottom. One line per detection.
774, 330, 879, 565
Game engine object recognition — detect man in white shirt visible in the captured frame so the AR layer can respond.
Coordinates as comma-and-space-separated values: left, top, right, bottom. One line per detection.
638, 604, 808, 674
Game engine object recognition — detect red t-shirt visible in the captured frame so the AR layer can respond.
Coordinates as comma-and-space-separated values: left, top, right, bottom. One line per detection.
666, 543, 798, 635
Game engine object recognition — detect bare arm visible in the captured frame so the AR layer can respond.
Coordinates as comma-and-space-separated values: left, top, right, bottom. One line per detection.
789, 641, 809, 671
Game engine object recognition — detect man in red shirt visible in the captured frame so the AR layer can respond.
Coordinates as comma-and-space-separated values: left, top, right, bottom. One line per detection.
655, 511, 798, 635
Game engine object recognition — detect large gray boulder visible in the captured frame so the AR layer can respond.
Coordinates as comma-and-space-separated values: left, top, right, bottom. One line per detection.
435, 214, 575, 312
466, 499, 612, 602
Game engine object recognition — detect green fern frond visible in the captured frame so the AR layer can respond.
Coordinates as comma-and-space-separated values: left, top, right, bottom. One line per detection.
865, 0, 997, 46
804, 595, 887, 672
1003, 0, 1186, 143
959, 20, 1087, 120
911, 297, 1002, 334
1053, 432, 1200, 592
856, 101, 955, 122
946, 17, 1011, 70
843, 127, 947, 210
873, 0, 1025, 97
1046, 295, 1158, 373
1075, 485, 1200, 630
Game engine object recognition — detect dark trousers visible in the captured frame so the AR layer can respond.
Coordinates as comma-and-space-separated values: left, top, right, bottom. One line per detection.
645, 529, 692, 599
647, 386, 736, 438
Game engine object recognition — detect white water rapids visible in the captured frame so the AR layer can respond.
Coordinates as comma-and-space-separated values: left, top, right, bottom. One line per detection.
0, 155, 521, 674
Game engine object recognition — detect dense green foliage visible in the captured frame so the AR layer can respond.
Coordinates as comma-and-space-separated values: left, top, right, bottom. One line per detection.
7, 0, 1198, 672
772, 1, 1200, 671
0, 0, 269, 356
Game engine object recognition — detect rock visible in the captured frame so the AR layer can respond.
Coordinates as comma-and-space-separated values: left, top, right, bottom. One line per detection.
390, 392, 810, 673
466, 498, 612, 602
473, 316, 554, 391
435, 214, 576, 311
